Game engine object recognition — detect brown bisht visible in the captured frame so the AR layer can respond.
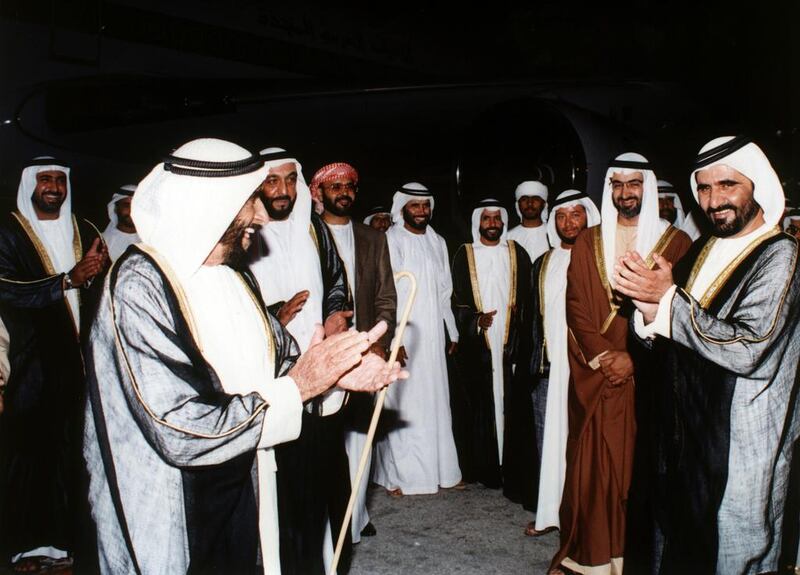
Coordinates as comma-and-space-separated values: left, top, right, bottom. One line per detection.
551, 224, 690, 573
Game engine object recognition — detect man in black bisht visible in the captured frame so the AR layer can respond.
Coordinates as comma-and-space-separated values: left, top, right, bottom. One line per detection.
0, 157, 108, 572
451, 199, 533, 494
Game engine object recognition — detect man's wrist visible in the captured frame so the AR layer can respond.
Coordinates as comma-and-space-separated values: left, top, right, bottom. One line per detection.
63, 273, 75, 291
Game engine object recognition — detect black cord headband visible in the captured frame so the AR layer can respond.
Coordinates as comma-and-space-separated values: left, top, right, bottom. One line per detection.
693, 136, 751, 170
163, 153, 264, 178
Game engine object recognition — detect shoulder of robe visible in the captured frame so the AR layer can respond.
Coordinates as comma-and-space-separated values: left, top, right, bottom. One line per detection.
762, 232, 799, 269
571, 226, 594, 254
110, 248, 169, 298
352, 220, 384, 243
451, 243, 470, 264
512, 241, 533, 267
0, 212, 22, 236
665, 227, 693, 261
531, 249, 550, 272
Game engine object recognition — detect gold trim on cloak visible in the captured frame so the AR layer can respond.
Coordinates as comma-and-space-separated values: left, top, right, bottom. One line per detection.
681, 227, 796, 346
107, 244, 275, 439
685, 226, 783, 309
464, 241, 518, 349
9, 212, 83, 337
537, 249, 553, 373
593, 224, 680, 334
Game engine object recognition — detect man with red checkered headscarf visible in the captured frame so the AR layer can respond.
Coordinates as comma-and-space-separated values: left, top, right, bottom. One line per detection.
310, 162, 397, 545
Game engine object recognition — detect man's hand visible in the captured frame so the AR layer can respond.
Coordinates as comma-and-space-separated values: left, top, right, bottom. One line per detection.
598, 351, 634, 386
69, 239, 107, 287
288, 321, 388, 402
478, 310, 497, 330
369, 342, 387, 360
448, 342, 458, 355
337, 353, 408, 393
324, 310, 354, 337
631, 299, 659, 325
277, 291, 310, 326
396, 346, 408, 367
613, 251, 674, 304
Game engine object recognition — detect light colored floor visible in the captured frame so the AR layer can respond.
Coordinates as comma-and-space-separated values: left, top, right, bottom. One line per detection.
349, 482, 558, 574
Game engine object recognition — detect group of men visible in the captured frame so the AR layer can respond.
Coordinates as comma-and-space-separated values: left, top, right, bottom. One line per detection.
0, 134, 798, 575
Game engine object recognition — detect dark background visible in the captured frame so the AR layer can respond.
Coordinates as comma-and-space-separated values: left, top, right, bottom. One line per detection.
1, 0, 796, 243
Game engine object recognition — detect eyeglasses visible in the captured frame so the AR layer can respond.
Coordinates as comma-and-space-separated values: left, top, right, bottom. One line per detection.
610, 179, 643, 192
322, 182, 357, 193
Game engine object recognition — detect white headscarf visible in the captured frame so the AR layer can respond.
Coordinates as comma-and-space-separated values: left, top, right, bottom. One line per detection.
547, 189, 601, 247
363, 205, 391, 226
469, 198, 512, 458
784, 209, 800, 232
132, 138, 267, 281
601, 152, 666, 283
690, 136, 785, 228
514, 180, 549, 223
390, 182, 435, 224
657, 180, 686, 226
103, 185, 140, 261
470, 199, 509, 245
104, 185, 137, 232
249, 147, 323, 353
17, 157, 80, 328
16, 157, 75, 275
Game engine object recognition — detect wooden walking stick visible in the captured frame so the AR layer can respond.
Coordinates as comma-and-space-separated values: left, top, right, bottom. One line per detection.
329, 271, 418, 575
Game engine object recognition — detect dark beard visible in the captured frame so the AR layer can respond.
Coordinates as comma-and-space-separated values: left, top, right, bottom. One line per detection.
557, 232, 578, 245
479, 226, 502, 241
31, 192, 64, 214
264, 195, 295, 220
323, 195, 353, 217
708, 199, 761, 238
613, 195, 642, 219
659, 208, 677, 224
402, 207, 429, 231
219, 220, 250, 269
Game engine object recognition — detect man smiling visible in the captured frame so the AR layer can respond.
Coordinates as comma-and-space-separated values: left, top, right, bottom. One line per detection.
0, 157, 107, 571
616, 136, 800, 574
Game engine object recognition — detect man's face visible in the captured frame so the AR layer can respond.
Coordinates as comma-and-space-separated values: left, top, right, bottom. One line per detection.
658, 195, 677, 223
369, 213, 392, 233
321, 178, 357, 217
219, 193, 268, 268
32, 170, 68, 215
786, 217, 800, 240
610, 171, 644, 219
261, 162, 298, 221
518, 195, 545, 221
478, 209, 504, 243
554, 204, 588, 245
114, 196, 134, 229
402, 199, 431, 231
695, 164, 761, 238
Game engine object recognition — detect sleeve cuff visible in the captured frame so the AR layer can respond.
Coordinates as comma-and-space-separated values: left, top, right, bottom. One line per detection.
318, 387, 346, 416
652, 285, 678, 339
258, 376, 303, 449
588, 351, 608, 370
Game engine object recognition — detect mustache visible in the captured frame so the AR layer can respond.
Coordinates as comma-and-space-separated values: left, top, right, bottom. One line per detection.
268, 195, 291, 204
483, 227, 502, 232
618, 195, 639, 202
707, 204, 736, 214
335, 196, 353, 204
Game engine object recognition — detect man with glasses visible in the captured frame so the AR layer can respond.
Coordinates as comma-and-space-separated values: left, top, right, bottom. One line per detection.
311, 162, 397, 543
549, 153, 691, 575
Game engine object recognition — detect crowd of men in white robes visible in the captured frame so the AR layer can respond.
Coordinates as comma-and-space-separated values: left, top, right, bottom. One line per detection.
0, 134, 799, 575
